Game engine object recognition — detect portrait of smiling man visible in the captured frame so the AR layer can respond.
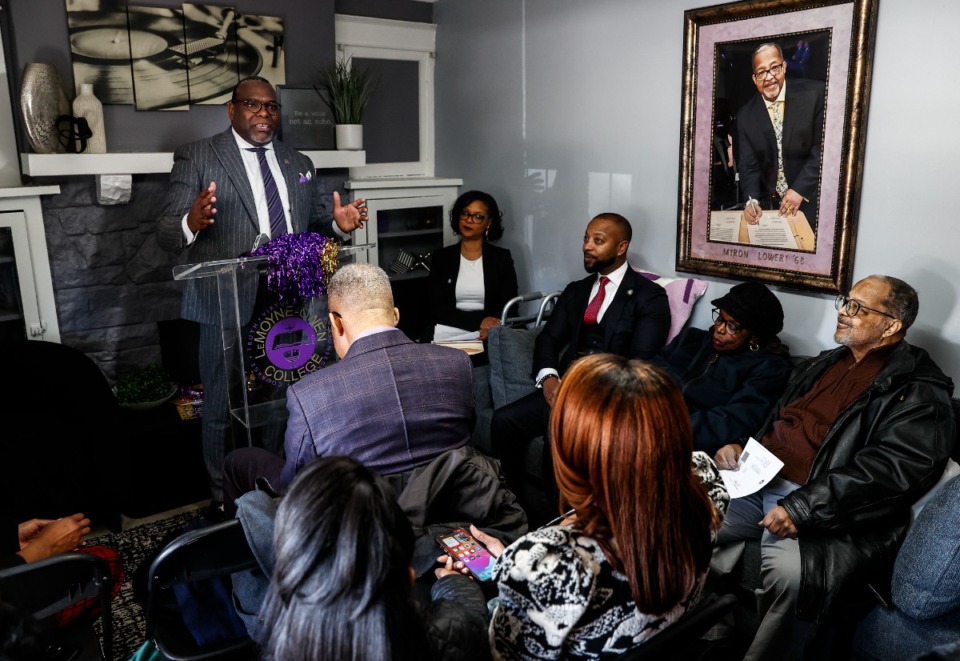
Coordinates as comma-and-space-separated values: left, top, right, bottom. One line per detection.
736, 41, 826, 231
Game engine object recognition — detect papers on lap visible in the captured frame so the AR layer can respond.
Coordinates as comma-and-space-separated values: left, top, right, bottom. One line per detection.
719, 437, 784, 498
432, 340, 484, 355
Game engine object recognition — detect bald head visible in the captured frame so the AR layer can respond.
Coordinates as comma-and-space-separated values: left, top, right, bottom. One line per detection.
327, 264, 399, 357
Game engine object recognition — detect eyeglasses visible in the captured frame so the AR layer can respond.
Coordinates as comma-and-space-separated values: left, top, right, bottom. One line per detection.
233, 98, 281, 115
834, 294, 897, 320
459, 210, 489, 224
752, 62, 785, 82
712, 308, 744, 334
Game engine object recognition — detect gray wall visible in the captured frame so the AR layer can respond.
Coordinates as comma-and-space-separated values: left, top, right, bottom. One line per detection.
433, 0, 960, 383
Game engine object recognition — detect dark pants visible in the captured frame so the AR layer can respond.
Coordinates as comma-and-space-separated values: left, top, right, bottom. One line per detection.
223, 447, 285, 507
199, 322, 231, 503
490, 390, 557, 525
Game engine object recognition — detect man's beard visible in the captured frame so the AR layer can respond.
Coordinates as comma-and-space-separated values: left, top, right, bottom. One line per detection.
584, 255, 616, 274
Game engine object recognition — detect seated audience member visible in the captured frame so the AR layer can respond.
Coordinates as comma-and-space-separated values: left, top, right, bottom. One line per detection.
490, 213, 671, 520
426, 190, 519, 349
259, 455, 490, 661
1, 510, 124, 628
711, 275, 956, 661
223, 263, 475, 504
654, 281, 793, 454
440, 355, 729, 658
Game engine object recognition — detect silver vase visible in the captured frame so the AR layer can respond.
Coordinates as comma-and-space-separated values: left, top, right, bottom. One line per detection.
19, 62, 71, 154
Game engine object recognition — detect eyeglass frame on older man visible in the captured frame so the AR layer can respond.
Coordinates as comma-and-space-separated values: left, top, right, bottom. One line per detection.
711, 308, 745, 335
834, 294, 898, 320
752, 62, 785, 82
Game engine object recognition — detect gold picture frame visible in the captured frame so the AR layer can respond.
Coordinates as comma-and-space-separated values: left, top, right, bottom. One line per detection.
676, 0, 879, 293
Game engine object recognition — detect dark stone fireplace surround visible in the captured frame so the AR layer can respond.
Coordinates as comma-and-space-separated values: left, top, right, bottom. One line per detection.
37, 167, 348, 385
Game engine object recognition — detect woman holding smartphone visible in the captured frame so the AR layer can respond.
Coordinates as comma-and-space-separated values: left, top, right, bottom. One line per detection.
260, 456, 490, 661
437, 355, 729, 658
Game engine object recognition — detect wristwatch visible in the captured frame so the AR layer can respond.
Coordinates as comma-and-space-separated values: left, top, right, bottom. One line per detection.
535, 373, 559, 389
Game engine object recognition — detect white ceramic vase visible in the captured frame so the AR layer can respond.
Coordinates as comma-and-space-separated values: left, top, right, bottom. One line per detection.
72, 83, 107, 154
335, 124, 363, 150
19, 62, 71, 154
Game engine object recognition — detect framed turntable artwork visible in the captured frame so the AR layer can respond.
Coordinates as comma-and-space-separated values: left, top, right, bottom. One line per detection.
676, 0, 879, 293
64, 1, 285, 111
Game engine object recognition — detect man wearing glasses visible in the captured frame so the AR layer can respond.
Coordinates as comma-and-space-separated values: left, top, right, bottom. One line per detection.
156, 76, 369, 517
712, 275, 956, 660
737, 42, 825, 230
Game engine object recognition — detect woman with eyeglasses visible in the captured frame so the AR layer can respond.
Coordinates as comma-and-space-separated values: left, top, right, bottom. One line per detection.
424, 191, 518, 356
654, 281, 793, 455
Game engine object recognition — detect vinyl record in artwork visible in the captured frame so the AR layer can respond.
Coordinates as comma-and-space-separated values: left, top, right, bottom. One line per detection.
64, 0, 287, 110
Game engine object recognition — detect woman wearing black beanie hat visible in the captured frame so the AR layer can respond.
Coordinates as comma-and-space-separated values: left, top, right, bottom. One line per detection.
653, 281, 793, 455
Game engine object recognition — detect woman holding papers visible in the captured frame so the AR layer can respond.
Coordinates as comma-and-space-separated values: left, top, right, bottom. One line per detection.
425, 190, 518, 348
655, 281, 793, 455
436, 355, 728, 658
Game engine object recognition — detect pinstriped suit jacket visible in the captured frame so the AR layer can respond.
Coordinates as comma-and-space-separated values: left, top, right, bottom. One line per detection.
156, 128, 340, 325
278, 328, 475, 491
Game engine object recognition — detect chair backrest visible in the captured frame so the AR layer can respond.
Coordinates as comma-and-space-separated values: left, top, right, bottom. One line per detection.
620, 592, 738, 660
145, 518, 260, 660
0, 552, 112, 661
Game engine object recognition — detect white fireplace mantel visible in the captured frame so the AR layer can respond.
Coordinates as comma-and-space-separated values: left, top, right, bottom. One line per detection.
20, 150, 366, 177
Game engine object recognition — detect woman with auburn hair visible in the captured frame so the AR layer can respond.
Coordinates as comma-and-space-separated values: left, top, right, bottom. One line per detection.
437, 354, 729, 658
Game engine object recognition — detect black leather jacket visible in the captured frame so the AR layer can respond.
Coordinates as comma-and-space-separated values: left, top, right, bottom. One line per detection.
757, 341, 956, 620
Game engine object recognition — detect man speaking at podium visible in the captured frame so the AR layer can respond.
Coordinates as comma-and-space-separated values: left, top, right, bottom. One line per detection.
156, 75, 367, 515
737, 42, 824, 230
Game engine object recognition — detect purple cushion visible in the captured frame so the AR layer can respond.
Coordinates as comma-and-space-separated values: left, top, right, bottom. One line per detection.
634, 269, 709, 343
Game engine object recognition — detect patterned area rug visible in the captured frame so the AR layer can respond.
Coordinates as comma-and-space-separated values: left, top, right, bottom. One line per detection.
88, 510, 202, 660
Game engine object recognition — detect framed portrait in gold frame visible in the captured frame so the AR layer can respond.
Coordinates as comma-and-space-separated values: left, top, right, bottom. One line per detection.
676, 0, 879, 293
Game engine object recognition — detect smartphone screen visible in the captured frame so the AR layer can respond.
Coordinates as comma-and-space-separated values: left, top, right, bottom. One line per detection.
436, 528, 496, 582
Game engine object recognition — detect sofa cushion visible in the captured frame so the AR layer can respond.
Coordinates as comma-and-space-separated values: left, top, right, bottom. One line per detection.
634, 269, 709, 344
892, 473, 960, 620
487, 325, 543, 409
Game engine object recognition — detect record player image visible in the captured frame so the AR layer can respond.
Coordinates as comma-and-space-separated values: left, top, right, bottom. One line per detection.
65, 1, 285, 111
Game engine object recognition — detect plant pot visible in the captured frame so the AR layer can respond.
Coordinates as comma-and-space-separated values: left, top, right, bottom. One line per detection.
335, 124, 363, 151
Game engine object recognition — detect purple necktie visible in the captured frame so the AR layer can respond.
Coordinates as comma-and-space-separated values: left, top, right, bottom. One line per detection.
247, 147, 287, 238
583, 276, 609, 324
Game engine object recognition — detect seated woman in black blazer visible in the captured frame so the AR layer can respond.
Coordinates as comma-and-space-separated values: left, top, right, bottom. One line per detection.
425, 191, 519, 351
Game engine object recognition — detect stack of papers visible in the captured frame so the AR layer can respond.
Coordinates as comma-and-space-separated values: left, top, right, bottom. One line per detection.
432, 340, 484, 355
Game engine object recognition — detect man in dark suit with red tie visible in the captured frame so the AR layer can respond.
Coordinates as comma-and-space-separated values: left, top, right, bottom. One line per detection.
490, 213, 671, 519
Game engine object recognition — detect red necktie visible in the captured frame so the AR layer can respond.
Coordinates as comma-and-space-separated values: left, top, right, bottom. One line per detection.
583, 276, 609, 324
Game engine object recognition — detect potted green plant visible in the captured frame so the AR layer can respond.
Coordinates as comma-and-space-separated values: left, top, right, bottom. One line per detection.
315, 56, 379, 150
113, 363, 176, 410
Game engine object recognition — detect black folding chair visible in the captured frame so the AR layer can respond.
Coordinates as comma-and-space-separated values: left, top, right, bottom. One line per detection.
145, 518, 259, 660
0, 552, 113, 661
620, 592, 739, 660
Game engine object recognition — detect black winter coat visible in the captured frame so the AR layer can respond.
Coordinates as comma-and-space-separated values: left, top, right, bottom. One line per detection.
761, 341, 956, 620
655, 327, 793, 455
